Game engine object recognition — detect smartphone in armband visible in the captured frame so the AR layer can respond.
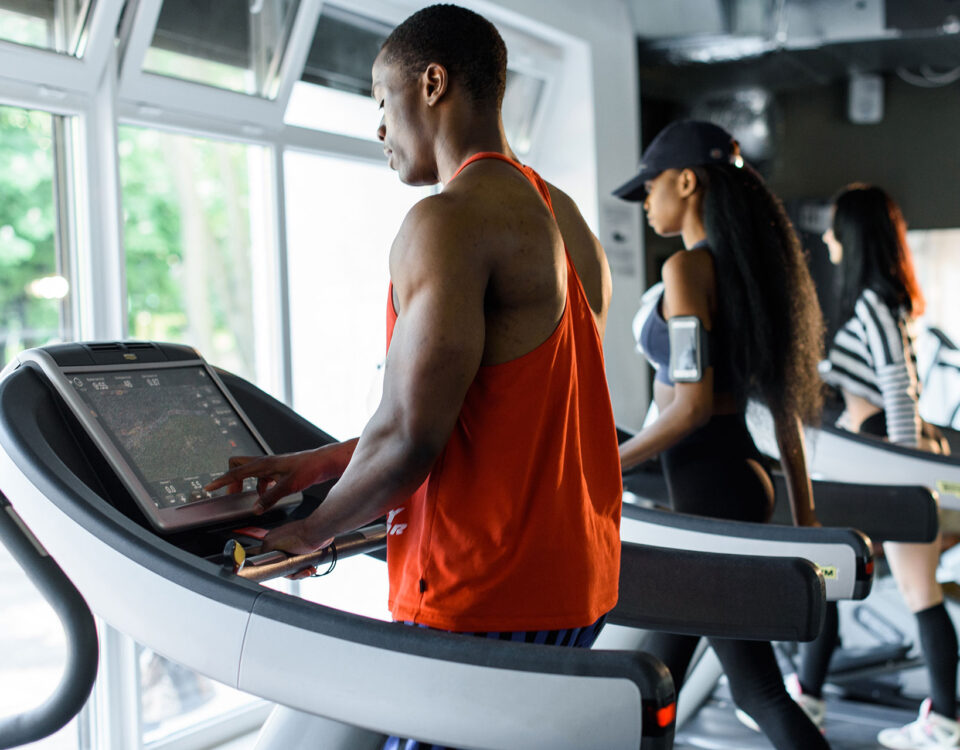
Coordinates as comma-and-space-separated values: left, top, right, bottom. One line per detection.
668, 316, 708, 383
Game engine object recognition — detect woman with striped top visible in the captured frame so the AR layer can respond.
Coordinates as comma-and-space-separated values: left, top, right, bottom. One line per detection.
820, 187, 924, 447
792, 184, 959, 749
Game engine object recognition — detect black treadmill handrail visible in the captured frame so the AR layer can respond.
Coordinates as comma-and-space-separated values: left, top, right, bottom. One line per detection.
769, 474, 939, 544
0, 355, 677, 750
621, 501, 873, 602
0, 493, 98, 750
611, 542, 825, 642
622, 502, 869, 547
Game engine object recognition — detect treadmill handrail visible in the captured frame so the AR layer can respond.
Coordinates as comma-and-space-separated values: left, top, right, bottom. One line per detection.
818, 422, 960, 466
611, 542, 825, 641
0, 493, 98, 750
806, 423, 960, 510
620, 502, 872, 602
769, 474, 938, 544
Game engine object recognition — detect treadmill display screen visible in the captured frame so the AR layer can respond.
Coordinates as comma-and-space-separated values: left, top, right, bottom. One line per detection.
68, 365, 265, 510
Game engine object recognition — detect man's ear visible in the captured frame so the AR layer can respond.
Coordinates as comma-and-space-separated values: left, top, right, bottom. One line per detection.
677, 168, 700, 198
423, 63, 448, 106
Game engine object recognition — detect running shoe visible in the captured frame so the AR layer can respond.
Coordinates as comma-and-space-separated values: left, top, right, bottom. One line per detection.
734, 707, 760, 732
734, 674, 827, 733
785, 673, 827, 729
878, 698, 960, 749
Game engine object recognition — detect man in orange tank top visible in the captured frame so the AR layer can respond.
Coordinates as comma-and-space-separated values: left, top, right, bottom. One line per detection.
208, 0, 621, 684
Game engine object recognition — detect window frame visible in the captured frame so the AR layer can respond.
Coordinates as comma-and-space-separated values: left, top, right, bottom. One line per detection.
0, 0, 122, 93
117, 0, 323, 134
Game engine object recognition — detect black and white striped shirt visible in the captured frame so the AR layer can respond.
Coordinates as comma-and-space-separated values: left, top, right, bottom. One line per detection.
820, 288, 921, 447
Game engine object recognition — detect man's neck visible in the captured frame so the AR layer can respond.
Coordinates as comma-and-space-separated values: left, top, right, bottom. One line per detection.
435, 113, 513, 185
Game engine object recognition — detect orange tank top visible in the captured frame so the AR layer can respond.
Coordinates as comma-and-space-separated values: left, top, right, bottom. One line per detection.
385, 152, 621, 631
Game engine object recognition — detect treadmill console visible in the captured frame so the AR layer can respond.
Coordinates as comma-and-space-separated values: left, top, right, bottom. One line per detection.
5, 342, 300, 532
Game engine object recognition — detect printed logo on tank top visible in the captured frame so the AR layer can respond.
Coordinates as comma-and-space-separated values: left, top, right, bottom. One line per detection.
387, 506, 407, 536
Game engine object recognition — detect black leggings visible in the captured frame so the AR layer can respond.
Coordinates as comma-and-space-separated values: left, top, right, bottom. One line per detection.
651, 414, 830, 750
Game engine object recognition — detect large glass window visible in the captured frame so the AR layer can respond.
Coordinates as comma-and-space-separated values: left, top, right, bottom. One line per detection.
143, 0, 300, 98
0, 102, 78, 749
284, 151, 427, 440
283, 3, 387, 139
0, 0, 94, 56
502, 70, 547, 155
0, 106, 71, 366
907, 228, 960, 427
139, 646, 258, 747
118, 126, 276, 388
284, 4, 548, 156
909, 228, 960, 345
116, 125, 280, 746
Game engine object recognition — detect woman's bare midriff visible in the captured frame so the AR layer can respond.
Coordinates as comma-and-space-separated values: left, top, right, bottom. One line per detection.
839, 390, 882, 432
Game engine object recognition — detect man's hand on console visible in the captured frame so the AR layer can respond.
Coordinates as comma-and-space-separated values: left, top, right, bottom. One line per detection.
205, 439, 358, 514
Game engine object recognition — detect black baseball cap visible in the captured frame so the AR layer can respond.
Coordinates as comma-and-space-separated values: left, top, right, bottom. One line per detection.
613, 120, 739, 202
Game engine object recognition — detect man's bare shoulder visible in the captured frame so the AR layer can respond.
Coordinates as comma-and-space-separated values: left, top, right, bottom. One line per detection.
397, 191, 488, 238
543, 181, 579, 217
390, 193, 489, 284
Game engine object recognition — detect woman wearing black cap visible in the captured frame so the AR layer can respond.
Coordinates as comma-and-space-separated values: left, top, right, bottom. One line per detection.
615, 119, 828, 750
793, 184, 959, 749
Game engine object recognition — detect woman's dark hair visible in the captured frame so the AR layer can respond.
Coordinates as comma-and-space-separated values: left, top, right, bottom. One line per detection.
380, 4, 507, 109
693, 162, 824, 424
831, 183, 925, 327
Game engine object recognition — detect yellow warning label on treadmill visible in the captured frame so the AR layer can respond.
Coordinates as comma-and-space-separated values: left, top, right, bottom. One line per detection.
818, 566, 837, 579
937, 480, 960, 497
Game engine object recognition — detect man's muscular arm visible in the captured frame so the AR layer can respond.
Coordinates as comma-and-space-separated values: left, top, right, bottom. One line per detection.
261, 198, 489, 554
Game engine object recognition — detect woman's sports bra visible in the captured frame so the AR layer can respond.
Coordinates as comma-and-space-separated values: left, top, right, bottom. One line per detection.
633, 281, 673, 385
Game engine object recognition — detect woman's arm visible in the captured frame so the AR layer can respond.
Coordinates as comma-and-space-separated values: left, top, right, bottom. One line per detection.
857, 290, 921, 447
620, 250, 715, 471
774, 412, 819, 527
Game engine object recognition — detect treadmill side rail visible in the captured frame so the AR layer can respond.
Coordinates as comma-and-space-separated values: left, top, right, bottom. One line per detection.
620, 503, 873, 602
0, 494, 99, 750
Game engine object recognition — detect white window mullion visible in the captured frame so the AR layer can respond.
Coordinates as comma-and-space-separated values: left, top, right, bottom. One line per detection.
246, 140, 290, 403
117, 0, 161, 90
269, 0, 323, 113
76, 0, 126, 93
76, 45, 126, 340
269, 143, 293, 405
90, 622, 143, 750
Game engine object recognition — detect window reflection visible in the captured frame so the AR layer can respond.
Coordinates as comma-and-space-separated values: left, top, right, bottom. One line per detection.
143, 0, 300, 98
0, 0, 94, 56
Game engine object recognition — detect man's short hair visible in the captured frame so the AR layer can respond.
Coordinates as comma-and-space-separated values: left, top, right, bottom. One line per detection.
381, 4, 507, 109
